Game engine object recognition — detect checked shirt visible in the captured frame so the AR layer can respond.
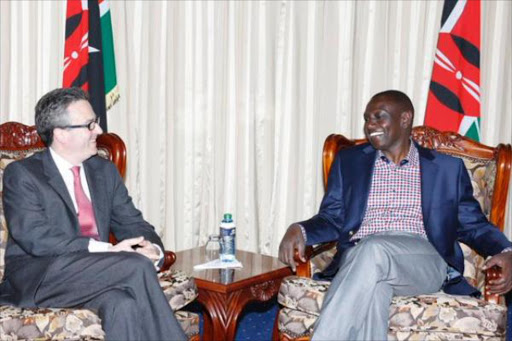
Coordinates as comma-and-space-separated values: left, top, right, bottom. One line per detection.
351, 142, 426, 240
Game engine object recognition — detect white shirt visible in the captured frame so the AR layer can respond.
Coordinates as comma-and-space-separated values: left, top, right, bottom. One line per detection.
50, 148, 110, 252
50, 147, 91, 212
49, 148, 163, 265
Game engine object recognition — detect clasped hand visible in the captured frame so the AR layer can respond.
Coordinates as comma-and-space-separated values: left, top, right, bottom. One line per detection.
109, 236, 160, 262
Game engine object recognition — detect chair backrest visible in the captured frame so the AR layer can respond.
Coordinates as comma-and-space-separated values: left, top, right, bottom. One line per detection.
321, 126, 512, 291
0, 121, 127, 278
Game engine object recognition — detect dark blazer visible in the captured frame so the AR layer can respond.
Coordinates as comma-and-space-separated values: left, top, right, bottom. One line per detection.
300, 142, 512, 296
0, 149, 163, 307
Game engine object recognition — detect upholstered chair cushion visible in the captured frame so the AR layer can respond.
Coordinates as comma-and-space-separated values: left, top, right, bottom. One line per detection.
389, 294, 505, 336
0, 307, 199, 341
159, 270, 199, 311
278, 305, 503, 341
388, 331, 502, 341
0, 306, 103, 340
278, 307, 316, 339
0, 270, 199, 340
278, 276, 506, 340
278, 276, 329, 316
461, 157, 496, 220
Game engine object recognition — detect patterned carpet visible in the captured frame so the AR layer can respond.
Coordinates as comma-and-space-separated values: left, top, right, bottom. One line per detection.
186, 298, 278, 340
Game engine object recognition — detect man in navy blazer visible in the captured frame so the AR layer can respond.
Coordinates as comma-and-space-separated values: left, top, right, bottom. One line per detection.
1, 88, 186, 340
279, 90, 512, 340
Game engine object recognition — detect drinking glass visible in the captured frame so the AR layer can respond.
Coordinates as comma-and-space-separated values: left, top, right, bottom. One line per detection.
205, 234, 221, 261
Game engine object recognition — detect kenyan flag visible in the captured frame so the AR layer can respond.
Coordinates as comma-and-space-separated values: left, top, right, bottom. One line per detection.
424, 0, 480, 141
63, 0, 119, 132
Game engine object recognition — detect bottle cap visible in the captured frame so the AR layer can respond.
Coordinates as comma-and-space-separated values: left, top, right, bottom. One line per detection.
223, 213, 233, 222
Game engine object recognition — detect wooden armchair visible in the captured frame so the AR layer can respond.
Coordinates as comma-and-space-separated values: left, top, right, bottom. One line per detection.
276, 126, 511, 340
0, 122, 199, 340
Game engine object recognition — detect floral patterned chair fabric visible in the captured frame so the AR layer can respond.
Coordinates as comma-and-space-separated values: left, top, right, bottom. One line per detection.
276, 126, 512, 341
0, 270, 199, 341
0, 122, 200, 341
278, 277, 507, 340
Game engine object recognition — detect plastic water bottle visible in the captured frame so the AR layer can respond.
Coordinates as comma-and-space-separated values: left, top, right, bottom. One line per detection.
219, 213, 236, 262
219, 269, 235, 284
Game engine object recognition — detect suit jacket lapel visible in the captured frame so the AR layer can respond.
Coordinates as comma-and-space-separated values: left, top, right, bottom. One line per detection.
84, 160, 108, 241
417, 144, 438, 228
42, 150, 78, 225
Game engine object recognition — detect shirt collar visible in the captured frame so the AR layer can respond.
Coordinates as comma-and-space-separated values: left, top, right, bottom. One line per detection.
377, 139, 418, 167
49, 147, 83, 175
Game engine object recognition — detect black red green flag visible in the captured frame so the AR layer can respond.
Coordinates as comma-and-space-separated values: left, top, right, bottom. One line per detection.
424, 0, 481, 141
63, 0, 119, 132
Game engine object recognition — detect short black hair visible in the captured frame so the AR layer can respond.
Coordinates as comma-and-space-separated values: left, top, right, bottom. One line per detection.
371, 90, 415, 117
34, 87, 89, 146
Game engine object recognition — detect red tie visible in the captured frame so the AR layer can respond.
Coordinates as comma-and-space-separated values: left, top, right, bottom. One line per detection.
71, 166, 100, 240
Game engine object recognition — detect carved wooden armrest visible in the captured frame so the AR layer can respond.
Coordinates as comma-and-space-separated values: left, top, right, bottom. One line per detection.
159, 251, 177, 272
293, 242, 337, 278
484, 265, 502, 304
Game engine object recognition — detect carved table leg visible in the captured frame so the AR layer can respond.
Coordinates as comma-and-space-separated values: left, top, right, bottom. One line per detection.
198, 279, 281, 341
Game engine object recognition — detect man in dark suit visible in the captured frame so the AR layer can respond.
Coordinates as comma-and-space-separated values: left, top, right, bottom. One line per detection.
279, 90, 512, 340
1, 88, 186, 340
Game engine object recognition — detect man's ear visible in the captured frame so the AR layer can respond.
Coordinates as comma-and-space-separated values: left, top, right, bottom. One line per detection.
401, 111, 413, 128
52, 128, 67, 145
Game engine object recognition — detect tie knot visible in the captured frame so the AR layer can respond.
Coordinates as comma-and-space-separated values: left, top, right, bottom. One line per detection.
71, 166, 81, 178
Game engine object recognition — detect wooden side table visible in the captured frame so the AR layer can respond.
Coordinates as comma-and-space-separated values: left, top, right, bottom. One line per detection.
173, 247, 292, 341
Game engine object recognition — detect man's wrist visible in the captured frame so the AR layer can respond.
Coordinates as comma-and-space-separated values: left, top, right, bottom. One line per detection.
88, 239, 112, 252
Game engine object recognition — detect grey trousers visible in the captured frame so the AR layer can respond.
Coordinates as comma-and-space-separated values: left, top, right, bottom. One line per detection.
34, 252, 187, 341
311, 232, 447, 341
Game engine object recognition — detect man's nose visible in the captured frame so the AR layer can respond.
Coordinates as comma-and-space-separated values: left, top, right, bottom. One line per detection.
366, 119, 377, 130
94, 123, 103, 135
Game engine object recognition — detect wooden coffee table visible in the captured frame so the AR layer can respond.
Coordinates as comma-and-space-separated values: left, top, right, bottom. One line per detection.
172, 247, 292, 341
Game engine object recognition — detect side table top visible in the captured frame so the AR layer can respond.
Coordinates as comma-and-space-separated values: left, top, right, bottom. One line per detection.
172, 246, 292, 293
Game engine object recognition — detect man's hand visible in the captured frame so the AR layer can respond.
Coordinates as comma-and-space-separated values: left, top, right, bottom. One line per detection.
278, 223, 306, 272
109, 236, 144, 252
109, 236, 160, 262
483, 251, 512, 295
134, 239, 161, 262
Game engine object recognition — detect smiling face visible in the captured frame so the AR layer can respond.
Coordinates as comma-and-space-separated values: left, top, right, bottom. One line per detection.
52, 100, 103, 165
363, 94, 413, 161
